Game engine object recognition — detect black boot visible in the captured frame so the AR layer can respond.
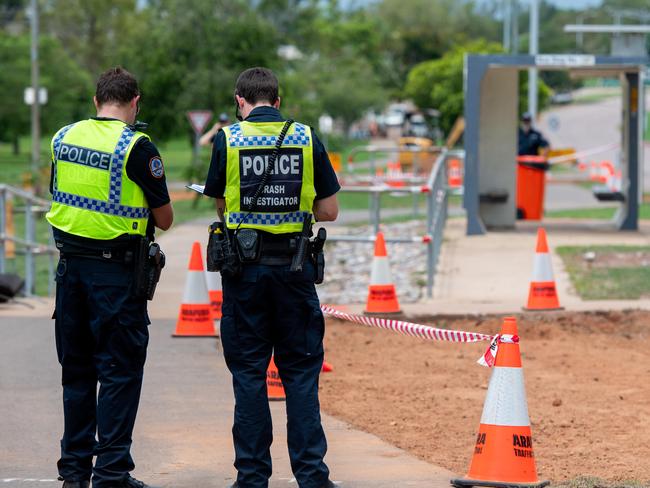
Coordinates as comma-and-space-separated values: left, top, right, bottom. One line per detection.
62, 481, 90, 488
104, 475, 161, 488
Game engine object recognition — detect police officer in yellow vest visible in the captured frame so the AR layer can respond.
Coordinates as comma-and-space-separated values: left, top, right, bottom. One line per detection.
203, 67, 340, 488
46, 67, 173, 488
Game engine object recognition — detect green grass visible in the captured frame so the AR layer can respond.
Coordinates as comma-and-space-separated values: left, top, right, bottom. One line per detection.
557, 245, 650, 300
0, 136, 52, 187
546, 202, 650, 220
554, 476, 649, 488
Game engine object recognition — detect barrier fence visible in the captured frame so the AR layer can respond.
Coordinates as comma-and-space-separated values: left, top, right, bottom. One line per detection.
320, 305, 517, 367
332, 147, 464, 299
0, 184, 57, 297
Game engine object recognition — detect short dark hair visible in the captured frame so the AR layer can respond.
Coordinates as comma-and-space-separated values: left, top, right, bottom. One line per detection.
95, 66, 140, 106
235, 67, 279, 105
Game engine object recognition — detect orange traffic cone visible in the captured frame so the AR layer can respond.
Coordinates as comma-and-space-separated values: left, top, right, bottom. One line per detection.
322, 360, 333, 373
524, 228, 562, 311
451, 317, 549, 488
267, 356, 285, 401
365, 232, 401, 315
173, 242, 218, 337
205, 269, 223, 321
448, 158, 463, 188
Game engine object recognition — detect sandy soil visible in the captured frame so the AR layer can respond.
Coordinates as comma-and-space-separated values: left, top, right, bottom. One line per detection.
319, 310, 650, 484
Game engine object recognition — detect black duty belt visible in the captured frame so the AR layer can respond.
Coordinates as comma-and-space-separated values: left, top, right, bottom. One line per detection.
55, 240, 135, 263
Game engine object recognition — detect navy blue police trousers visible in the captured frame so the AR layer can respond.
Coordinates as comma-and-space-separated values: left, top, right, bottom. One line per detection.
54, 256, 149, 487
221, 261, 330, 488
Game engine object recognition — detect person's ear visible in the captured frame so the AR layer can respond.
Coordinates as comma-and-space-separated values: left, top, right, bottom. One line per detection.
273, 97, 281, 109
235, 94, 245, 108
93, 96, 100, 111
132, 95, 141, 110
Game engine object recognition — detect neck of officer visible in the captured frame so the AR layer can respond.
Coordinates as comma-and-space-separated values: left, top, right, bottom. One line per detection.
242, 101, 278, 120
96, 103, 134, 125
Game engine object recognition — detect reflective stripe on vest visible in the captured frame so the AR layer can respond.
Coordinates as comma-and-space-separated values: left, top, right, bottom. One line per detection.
223, 121, 316, 234
52, 125, 150, 220
227, 122, 311, 147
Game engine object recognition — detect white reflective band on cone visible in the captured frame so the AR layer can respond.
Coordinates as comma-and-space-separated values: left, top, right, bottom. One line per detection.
183, 271, 211, 304
532, 253, 554, 282
205, 270, 222, 291
370, 257, 393, 285
480, 367, 531, 426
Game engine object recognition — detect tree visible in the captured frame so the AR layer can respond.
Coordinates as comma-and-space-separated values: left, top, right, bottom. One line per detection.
405, 39, 550, 134
0, 32, 91, 155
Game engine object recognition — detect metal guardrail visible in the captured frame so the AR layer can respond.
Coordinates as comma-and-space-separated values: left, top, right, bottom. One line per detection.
0, 184, 56, 297
331, 147, 464, 298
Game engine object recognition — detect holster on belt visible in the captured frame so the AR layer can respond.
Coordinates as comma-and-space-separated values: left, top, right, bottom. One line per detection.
133, 238, 166, 300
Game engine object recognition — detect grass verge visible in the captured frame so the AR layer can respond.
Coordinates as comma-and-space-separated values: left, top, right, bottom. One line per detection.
546, 203, 650, 220
554, 476, 649, 488
557, 245, 650, 300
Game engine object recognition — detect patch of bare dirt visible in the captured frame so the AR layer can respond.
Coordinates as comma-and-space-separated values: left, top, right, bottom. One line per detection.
320, 310, 650, 484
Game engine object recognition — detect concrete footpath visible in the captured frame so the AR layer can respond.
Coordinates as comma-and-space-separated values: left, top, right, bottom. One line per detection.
0, 219, 455, 487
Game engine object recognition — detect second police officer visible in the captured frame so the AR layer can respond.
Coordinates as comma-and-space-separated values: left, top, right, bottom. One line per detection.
203, 67, 340, 488
47, 67, 172, 488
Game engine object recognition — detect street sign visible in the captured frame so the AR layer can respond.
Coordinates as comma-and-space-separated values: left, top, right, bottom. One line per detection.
187, 110, 213, 135
24, 87, 47, 105
535, 54, 595, 67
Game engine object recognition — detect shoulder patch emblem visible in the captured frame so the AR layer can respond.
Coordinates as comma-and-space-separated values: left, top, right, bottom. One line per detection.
149, 156, 164, 178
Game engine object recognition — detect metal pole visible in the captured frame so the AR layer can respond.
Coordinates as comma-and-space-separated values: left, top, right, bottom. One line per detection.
30, 0, 41, 175
426, 190, 434, 298
0, 189, 5, 274
503, 0, 512, 52
528, 0, 539, 120
512, 0, 519, 54
25, 203, 34, 296
371, 192, 380, 235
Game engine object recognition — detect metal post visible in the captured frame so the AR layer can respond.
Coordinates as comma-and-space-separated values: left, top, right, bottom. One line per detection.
512, 0, 519, 54
30, 0, 41, 174
528, 0, 539, 119
0, 188, 5, 274
425, 189, 434, 298
24, 203, 35, 296
371, 192, 380, 235
503, 0, 512, 52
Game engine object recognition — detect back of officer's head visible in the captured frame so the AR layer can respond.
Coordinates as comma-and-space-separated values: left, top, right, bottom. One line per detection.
235, 67, 279, 105
95, 67, 139, 106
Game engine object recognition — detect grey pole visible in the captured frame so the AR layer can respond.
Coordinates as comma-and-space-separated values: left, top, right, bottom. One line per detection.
503, 0, 511, 52
512, 0, 519, 54
30, 0, 41, 175
528, 0, 539, 120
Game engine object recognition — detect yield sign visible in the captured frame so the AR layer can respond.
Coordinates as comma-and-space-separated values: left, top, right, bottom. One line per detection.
187, 110, 213, 135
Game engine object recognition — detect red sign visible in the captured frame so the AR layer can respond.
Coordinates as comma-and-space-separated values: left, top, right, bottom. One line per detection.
187, 110, 213, 135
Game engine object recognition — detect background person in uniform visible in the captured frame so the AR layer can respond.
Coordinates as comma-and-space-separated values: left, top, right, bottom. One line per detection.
203, 67, 340, 488
518, 112, 550, 157
46, 67, 173, 488
199, 112, 230, 146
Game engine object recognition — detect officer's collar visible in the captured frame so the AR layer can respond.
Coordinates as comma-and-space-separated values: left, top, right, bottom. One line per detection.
92, 116, 121, 122
244, 106, 284, 122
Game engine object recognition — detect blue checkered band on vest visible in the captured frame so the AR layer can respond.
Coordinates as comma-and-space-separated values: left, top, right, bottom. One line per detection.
228, 122, 310, 147
52, 126, 150, 219
228, 210, 310, 226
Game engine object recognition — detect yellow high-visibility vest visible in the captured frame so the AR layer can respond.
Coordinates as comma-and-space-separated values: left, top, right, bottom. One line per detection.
46, 119, 150, 239
222, 120, 315, 234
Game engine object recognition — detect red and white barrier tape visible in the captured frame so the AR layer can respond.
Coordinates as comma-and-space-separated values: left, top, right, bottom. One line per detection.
320, 305, 518, 368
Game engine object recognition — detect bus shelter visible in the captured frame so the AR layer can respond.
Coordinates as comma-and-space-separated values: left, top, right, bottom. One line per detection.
463, 54, 647, 235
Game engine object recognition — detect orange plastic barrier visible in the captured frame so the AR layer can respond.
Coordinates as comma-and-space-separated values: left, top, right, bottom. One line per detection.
516, 156, 548, 221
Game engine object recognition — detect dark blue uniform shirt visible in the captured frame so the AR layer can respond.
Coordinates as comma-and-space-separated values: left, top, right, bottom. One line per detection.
203, 106, 340, 200
518, 127, 549, 156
